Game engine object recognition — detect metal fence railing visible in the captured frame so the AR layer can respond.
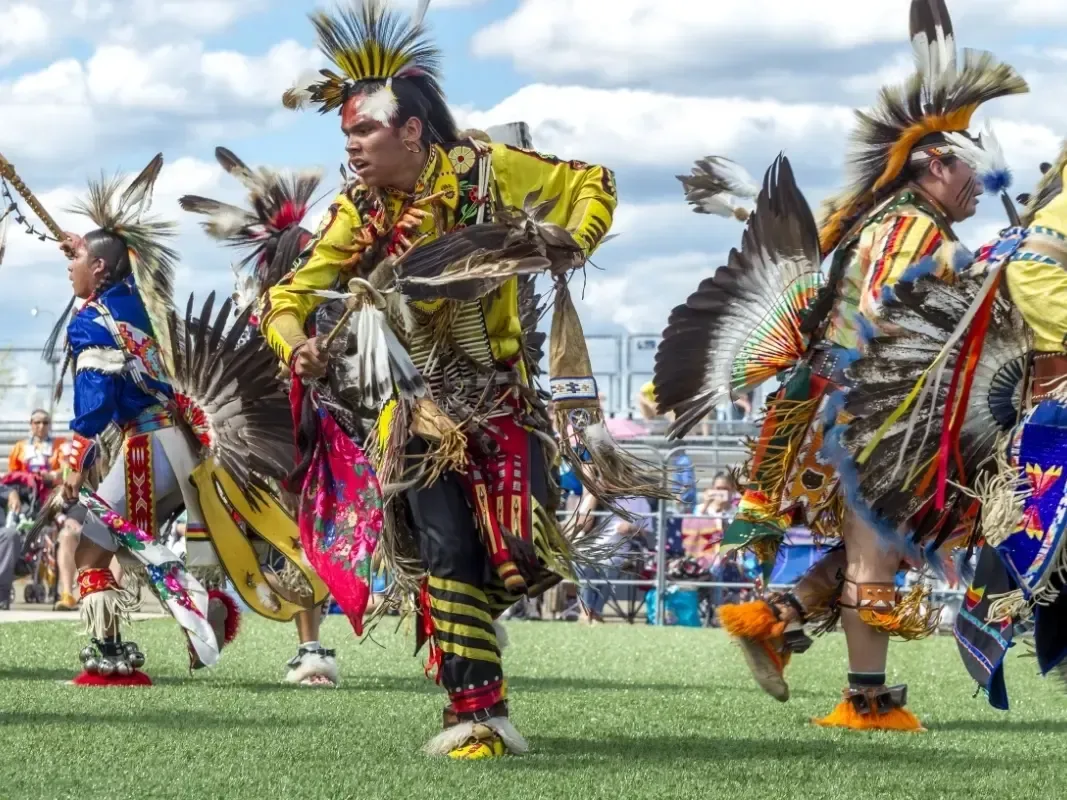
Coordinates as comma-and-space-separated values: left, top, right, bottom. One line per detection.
551, 441, 966, 627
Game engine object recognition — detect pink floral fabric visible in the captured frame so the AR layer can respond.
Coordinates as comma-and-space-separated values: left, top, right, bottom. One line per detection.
297, 401, 384, 636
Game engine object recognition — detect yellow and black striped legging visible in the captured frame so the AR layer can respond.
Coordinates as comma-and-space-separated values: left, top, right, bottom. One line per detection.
405, 436, 550, 716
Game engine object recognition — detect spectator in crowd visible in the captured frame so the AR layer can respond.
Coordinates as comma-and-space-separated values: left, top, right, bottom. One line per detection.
637, 381, 658, 421
708, 549, 748, 624
662, 448, 696, 557
719, 391, 754, 423
5, 409, 66, 526
699, 473, 739, 517
572, 491, 651, 624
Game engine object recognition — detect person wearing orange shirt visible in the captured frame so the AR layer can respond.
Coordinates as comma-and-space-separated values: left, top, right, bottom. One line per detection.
5, 409, 65, 525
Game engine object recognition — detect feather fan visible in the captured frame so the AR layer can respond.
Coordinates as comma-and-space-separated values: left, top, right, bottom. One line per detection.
167, 292, 295, 500
654, 154, 823, 439
839, 269, 1028, 532
290, 281, 426, 409
397, 196, 581, 300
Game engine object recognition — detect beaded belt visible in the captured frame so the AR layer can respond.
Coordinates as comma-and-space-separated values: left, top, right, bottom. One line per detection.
809, 346, 850, 382
124, 406, 175, 436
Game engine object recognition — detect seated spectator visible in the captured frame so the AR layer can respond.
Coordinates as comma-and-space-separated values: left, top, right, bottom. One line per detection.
572, 492, 651, 624
5, 409, 66, 526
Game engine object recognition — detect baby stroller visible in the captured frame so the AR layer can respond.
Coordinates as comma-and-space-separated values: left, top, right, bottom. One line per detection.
3, 472, 58, 604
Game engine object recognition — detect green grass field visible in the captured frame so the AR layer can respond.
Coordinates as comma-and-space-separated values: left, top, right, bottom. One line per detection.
1, 616, 1066, 800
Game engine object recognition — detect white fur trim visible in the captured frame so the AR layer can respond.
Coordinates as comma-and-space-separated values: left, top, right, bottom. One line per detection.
76, 347, 127, 374
486, 717, 528, 754
255, 582, 281, 612
422, 717, 528, 756
424, 722, 477, 756
285, 653, 339, 687
493, 620, 509, 651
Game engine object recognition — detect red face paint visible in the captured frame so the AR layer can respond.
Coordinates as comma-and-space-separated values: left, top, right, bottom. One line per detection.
342, 94, 373, 130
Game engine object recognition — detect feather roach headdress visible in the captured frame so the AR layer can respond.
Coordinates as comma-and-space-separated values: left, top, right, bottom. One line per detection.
45, 154, 178, 374
179, 147, 322, 298
818, 0, 1027, 254
282, 1, 456, 141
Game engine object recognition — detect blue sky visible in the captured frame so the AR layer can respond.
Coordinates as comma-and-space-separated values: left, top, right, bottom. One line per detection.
2, 0, 1067, 418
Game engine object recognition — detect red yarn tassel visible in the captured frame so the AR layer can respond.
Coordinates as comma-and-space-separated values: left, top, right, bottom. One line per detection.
934, 277, 1000, 508
420, 582, 443, 683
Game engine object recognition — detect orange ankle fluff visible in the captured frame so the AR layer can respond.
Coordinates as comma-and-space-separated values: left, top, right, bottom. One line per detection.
718, 600, 784, 640
812, 700, 926, 732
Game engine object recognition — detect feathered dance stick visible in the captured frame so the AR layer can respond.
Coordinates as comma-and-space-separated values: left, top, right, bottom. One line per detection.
0, 152, 65, 240
676, 157, 759, 221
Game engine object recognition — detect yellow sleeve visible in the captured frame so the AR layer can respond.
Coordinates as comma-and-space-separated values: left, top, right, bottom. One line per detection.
1007, 257, 1067, 351
489, 142, 617, 256
859, 212, 944, 317
261, 193, 363, 364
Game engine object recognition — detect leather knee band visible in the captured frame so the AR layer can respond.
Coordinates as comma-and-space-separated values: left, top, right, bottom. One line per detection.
839, 580, 898, 614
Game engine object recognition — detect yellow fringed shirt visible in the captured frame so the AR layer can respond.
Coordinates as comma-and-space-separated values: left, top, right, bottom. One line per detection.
262, 141, 617, 366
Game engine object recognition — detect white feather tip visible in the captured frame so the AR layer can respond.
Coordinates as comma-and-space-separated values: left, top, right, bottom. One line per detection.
360, 82, 398, 125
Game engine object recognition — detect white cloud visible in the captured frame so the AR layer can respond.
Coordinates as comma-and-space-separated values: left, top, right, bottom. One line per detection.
0, 4, 51, 66
578, 251, 722, 334
458, 84, 854, 170
0, 0, 264, 68
0, 40, 321, 165
472, 0, 1067, 84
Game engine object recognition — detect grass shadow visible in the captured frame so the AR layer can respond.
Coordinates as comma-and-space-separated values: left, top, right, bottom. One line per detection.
0, 709, 322, 730
0, 667, 78, 682
935, 718, 1067, 734
496, 733, 1055, 771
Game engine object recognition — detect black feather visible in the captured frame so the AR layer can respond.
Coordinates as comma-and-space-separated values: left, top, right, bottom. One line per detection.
654, 154, 823, 439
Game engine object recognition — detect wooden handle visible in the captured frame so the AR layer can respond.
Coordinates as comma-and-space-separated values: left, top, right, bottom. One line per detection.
0, 152, 64, 239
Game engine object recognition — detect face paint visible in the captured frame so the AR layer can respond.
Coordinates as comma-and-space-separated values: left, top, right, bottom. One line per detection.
341, 94, 368, 131
956, 175, 975, 206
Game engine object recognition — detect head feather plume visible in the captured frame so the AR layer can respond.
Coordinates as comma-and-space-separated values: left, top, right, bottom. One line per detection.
68, 153, 179, 374
179, 147, 322, 299
817, 0, 1027, 255
944, 124, 1012, 195
68, 153, 178, 282
180, 147, 321, 263
283, 0, 438, 115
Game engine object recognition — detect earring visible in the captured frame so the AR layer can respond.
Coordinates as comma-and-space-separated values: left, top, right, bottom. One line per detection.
404, 139, 421, 154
